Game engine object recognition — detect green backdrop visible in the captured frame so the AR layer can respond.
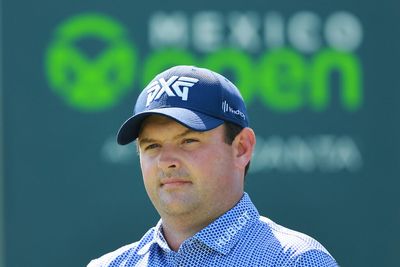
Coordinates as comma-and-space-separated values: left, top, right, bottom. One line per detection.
1, 0, 399, 266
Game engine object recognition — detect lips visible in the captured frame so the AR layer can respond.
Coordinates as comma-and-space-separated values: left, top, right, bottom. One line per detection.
160, 178, 192, 186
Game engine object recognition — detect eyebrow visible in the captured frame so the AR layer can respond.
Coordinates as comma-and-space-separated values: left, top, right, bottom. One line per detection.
138, 128, 203, 147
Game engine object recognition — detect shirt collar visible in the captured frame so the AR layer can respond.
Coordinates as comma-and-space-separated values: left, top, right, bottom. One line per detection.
193, 192, 259, 255
137, 219, 167, 255
137, 192, 259, 256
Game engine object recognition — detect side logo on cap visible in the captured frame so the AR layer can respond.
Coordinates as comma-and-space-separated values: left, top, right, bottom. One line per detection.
145, 76, 199, 106
222, 100, 246, 120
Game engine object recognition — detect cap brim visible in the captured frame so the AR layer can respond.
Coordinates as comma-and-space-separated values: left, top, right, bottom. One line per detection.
117, 107, 224, 145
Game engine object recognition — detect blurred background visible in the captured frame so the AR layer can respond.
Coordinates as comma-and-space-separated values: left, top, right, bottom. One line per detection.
1, 0, 399, 266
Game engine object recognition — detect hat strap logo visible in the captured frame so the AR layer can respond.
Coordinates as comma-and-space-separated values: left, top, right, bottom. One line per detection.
146, 76, 199, 106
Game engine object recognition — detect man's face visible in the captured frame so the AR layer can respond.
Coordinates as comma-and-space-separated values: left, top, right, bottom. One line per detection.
137, 115, 244, 221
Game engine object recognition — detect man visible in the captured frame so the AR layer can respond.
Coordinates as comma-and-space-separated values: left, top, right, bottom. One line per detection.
88, 66, 338, 266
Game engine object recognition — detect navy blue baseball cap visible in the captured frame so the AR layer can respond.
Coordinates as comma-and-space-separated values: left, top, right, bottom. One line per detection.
117, 65, 249, 145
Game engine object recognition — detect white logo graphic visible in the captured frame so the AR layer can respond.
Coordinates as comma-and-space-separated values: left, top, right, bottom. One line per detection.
216, 210, 251, 247
222, 100, 246, 120
145, 76, 199, 106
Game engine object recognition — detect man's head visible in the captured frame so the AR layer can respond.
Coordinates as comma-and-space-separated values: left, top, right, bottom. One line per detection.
117, 65, 255, 222
136, 115, 255, 224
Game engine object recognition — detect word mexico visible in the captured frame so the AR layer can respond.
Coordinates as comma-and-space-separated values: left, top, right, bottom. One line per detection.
149, 11, 363, 53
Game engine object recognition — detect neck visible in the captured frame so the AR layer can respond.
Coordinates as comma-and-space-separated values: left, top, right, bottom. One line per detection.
160, 193, 244, 251
161, 215, 211, 251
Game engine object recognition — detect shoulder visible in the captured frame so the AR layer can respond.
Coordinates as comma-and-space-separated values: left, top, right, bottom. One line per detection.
259, 216, 329, 253
87, 242, 140, 267
87, 228, 155, 267
255, 216, 338, 266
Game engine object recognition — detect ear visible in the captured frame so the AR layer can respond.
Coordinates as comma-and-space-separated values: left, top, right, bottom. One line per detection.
232, 127, 256, 172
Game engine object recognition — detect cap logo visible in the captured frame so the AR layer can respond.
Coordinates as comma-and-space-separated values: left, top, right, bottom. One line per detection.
222, 100, 246, 120
145, 76, 199, 107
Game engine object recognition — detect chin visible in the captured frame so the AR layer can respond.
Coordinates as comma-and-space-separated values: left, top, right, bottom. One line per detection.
158, 198, 199, 216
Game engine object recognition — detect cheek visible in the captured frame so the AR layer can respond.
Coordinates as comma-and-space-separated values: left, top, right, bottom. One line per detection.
191, 146, 233, 180
140, 156, 156, 187
140, 158, 161, 206
140, 153, 155, 173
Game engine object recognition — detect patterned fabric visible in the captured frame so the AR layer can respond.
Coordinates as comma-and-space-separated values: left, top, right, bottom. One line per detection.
88, 193, 338, 266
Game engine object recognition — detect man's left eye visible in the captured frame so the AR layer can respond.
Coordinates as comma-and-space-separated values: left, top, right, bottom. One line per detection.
183, 139, 198, 144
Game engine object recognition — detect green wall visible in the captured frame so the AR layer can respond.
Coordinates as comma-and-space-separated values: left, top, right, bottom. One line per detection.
1, 0, 400, 266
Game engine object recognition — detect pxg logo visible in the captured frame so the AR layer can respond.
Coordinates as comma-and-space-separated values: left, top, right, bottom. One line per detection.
45, 13, 136, 111
145, 76, 199, 106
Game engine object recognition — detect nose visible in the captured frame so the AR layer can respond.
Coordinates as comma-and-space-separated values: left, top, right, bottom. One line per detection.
157, 145, 180, 171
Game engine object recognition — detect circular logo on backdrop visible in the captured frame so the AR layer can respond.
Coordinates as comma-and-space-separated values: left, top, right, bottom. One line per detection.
45, 13, 137, 111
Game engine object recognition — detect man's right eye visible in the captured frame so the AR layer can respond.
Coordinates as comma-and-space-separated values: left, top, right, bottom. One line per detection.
144, 144, 160, 150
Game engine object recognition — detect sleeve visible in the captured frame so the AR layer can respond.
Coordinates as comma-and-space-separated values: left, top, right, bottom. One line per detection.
87, 258, 102, 267
294, 249, 339, 267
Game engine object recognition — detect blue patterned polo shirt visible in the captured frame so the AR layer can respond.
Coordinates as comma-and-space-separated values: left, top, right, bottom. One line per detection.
88, 193, 338, 266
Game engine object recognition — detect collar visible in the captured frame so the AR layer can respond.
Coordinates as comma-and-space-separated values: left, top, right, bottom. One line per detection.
137, 219, 166, 255
192, 192, 259, 255
137, 192, 260, 256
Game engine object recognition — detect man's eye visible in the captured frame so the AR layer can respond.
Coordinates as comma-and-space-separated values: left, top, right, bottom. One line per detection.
145, 144, 160, 150
183, 139, 198, 144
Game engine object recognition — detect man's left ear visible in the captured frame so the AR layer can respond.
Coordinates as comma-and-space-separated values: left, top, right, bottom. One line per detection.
232, 127, 256, 170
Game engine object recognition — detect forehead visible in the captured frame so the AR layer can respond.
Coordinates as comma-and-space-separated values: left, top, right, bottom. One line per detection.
138, 115, 225, 140
138, 115, 191, 138
140, 115, 185, 130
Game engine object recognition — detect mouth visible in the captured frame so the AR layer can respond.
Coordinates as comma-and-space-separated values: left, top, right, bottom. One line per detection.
160, 178, 192, 187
